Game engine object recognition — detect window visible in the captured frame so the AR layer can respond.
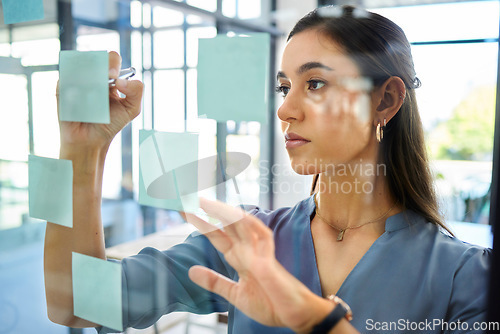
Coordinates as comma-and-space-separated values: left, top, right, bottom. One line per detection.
372, 1, 499, 224
130, 0, 274, 231
32, 71, 59, 158
0, 0, 275, 231
0, 73, 29, 230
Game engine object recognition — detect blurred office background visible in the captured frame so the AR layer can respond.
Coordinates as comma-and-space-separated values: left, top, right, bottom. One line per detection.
0, 0, 497, 333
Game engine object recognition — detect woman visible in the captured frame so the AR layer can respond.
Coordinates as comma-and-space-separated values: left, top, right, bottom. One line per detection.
45, 5, 491, 334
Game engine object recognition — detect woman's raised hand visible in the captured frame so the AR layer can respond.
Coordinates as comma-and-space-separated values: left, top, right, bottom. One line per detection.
186, 198, 335, 333
57, 51, 144, 154
46, 52, 144, 327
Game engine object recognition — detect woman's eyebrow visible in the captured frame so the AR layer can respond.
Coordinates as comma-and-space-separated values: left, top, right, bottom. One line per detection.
297, 61, 333, 75
276, 62, 333, 80
277, 71, 287, 80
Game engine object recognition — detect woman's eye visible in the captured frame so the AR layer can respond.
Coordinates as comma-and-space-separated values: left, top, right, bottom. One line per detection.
275, 85, 290, 97
307, 80, 326, 91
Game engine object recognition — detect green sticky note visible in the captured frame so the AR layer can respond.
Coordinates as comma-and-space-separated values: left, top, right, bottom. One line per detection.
58, 51, 110, 124
198, 33, 270, 123
139, 130, 199, 212
29, 155, 73, 228
2, 0, 44, 24
72, 252, 123, 332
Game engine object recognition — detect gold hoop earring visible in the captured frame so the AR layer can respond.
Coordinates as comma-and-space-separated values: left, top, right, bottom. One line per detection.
376, 121, 384, 143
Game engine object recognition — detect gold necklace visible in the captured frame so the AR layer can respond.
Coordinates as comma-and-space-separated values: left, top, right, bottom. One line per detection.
313, 194, 397, 241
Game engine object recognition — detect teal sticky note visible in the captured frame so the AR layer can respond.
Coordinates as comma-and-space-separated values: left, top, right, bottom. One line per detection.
2, 0, 44, 24
58, 51, 110, 124
197, 33, 270, 123
29, 155, 73, 228
72, 252, 122, 331
139, 130, 199, 212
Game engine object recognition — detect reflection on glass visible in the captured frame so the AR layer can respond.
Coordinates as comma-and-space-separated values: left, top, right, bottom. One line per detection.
196, 129, 218, 202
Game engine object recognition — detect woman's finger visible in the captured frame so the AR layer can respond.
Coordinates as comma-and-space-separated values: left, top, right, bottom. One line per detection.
242, 215, 274, 242
115, 79, 144, 119
199, 198, 248, 240
184, 213, 233, 254
199, 198, 247, 226
188, 265, 237, 304
108, 51, 121, 79
200, 198, 272, 245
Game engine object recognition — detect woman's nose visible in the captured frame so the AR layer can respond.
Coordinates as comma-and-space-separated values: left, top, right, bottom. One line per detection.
277, 91, 304, 123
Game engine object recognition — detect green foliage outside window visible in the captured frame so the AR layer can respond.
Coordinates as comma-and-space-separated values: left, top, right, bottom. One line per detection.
429, 86, 496, 161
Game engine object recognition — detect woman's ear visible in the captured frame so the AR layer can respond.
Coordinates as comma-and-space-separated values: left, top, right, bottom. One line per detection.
372, 76, 406, 126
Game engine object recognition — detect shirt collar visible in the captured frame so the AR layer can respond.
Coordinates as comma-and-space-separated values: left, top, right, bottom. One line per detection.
304, 194, 422, 233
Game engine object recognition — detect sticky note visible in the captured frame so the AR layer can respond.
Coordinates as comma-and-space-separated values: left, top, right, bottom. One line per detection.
29, 155, 73, 228
72, 252, 123, 331
2, 0, 44, 24
197, 33, 270, 123
58, 51, 110, 124
139, 130, 199, 212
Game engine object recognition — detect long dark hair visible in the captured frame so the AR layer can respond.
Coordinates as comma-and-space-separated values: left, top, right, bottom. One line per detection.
292, 5, 451, 233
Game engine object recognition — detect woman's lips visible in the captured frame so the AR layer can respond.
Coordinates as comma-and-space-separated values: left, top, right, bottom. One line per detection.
286, 140, 310, 148
285, 132, 310, 149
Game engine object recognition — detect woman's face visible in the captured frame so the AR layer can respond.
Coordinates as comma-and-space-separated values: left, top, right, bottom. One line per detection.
277, 29, 377, 175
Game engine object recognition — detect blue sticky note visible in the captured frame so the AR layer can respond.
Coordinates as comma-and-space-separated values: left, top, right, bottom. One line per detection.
2, 0, 44, 24
58, 51, 110, 124
29, 155, 73, 228
72, 252, 122, 332
139, 130, 199, 212
198, 33, 270, 123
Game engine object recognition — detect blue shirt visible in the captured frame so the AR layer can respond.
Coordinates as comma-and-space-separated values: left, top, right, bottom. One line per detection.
98, 195, 491, 333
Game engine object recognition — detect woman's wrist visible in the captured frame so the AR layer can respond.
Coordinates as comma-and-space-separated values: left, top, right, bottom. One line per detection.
60, 143, 108, 164
292, 292, 356, 334
59, 142, 109, 161
59, 145, 108, 188
292, 293, 336, 334
309, 296, 352, 334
